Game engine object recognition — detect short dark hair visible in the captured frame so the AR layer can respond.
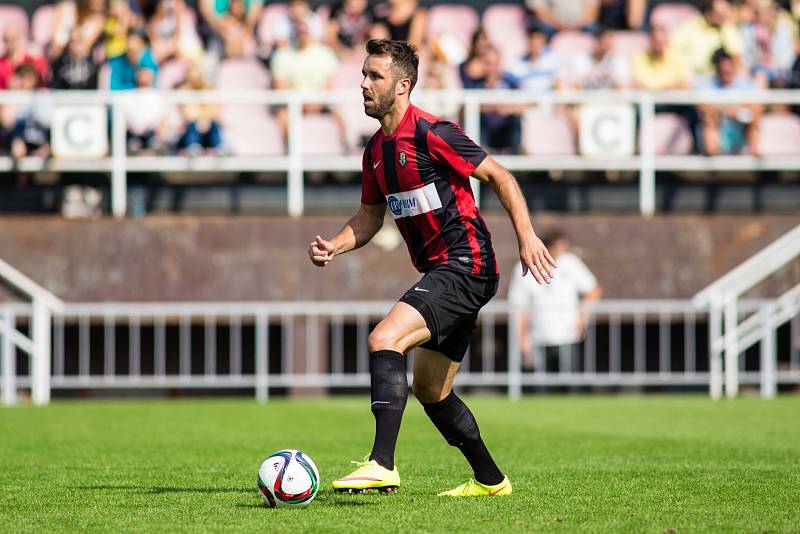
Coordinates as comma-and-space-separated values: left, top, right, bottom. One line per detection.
366, 39, 419, 91
711, 47, 732, 67
541, 229, 568, 249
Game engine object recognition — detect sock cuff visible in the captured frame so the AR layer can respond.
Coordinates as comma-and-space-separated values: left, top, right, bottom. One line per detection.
370, 350, 404, 363
421, 390, 458, 412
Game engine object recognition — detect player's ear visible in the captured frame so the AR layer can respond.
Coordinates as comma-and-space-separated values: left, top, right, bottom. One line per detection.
395, 77, 411, 96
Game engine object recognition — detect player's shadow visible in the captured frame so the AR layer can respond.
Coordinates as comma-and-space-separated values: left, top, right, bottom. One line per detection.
76, 484, 251, 494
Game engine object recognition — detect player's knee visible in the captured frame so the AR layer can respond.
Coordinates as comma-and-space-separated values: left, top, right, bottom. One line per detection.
368, 328, 399, 353
412, 380, 448, 404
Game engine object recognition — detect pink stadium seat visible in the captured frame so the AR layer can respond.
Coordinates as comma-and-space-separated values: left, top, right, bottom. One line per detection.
301, 113, 345, 156
331, 59, 364, 89
257, 3, 289, 50
482, 4, 527, 68
158, 59, 190, 89
223, 110, 285, 155
214, 58, 269, 90
426, 4, 479, 51
522, 110, 576, 155
32, 4, 55, 49
649, 3, 700, 32
646, 113, 693, 155
336, 104, 378, 154
0, 6, 29, 56
612, 31, 649, 60
550, 31, 596, 64
757, 113, 800, 156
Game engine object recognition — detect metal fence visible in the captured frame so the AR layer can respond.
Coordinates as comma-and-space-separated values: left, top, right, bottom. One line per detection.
2, 299, 798, 403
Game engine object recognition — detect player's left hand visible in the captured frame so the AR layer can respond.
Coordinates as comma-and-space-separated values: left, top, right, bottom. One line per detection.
519, 233, 556, 284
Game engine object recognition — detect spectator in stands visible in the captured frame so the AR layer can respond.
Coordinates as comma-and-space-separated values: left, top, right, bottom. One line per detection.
565, 26, 629, 89
419, 59, 461, 121
598, 0, 647, 30
327, 0, 374, 58
525, 0, 600, 38
740, 0, 798, 88
372, 0, 427, 48
272, 0, 325, 49
631, 23, 691, 90
671, 0, 744, 82
212, 0, 257, 57
509, 228, 602, 374
1, 64, 51, 160
0, 25, 49, 90
270, 20, 340, 137
144, 0, 203, 63
474, 45, 523, 154
199, 0, 263, 43
177, 64, 223, 155
122, 67, 167, 153
51, 27, 101, 89
109, 29, 159, 90
697, 48, 763, 156
49, 0, 106, 60
104, 0, 134, 61
507, 26, 561, 90
459, 28, 492, 88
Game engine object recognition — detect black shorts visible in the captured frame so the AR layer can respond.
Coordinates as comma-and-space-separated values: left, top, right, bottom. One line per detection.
399, 265, 499, 362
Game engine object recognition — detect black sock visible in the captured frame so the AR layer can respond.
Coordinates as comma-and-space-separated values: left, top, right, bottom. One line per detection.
422, 391, 504, 486
368, 350, 407, 470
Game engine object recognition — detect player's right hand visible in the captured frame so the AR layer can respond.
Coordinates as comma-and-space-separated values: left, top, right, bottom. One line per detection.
309, 235, 336, 267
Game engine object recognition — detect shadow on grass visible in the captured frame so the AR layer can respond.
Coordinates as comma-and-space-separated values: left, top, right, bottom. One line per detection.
76, 484, 251, 494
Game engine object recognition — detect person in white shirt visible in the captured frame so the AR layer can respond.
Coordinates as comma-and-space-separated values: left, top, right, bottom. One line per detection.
509, 229, 602, 373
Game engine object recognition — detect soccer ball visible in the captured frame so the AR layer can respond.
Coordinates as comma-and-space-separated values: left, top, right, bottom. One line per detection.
257, 449, 320, 508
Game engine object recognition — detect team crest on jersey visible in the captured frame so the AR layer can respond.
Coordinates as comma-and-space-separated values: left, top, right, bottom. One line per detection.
399, 151, 407, 166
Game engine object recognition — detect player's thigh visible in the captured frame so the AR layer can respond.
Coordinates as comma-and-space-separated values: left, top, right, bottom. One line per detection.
411, 347, 460, 403
368, 301, 432, 354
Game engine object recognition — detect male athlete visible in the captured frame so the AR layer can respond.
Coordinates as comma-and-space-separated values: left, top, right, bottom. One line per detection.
308, 39, 556, 497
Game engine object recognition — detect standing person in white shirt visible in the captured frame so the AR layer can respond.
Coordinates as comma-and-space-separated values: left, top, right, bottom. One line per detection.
509, 229, 602, 374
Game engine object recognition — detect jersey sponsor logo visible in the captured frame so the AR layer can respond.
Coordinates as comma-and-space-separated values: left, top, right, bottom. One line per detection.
399, 151, 407, 166
386, 183, 443, 219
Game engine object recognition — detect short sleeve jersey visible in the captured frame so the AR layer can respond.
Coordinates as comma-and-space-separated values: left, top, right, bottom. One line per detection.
361, 104, 498, 276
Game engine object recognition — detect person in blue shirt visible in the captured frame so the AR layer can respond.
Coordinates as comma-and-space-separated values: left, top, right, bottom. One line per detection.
108, 29, 159, 90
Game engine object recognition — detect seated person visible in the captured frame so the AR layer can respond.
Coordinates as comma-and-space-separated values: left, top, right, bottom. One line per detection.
272, 0, 324, 49
326, 0, 374, 58
122, 68, 168, 154
697, 48, 763, 156
565, 26, 629, 89
458, 28, 492, 89
740, 0, 797, 88
631, 24, 690, 90
0, 25, 49, 89
51, 27, 101, 89
507, 26, 561, 90
215, 0, 257, 58
108, 29, 159, 90
48, 0, 106, 60
372, 0, 426, 48
144, 0, 203, 63
177, 64, 224, 155
1, 64, 51, 160
597, 0, 647, 30
525, 0, 600, 38
474, 46, 523, 154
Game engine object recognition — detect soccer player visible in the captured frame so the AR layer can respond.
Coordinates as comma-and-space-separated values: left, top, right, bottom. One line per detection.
308, 39, 556, 497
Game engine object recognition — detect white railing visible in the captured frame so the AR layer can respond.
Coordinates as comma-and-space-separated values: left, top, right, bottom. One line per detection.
2, 298, 798, 404
2, 88, 800, 217
0, 259, 64, 406
693, 224, 800, 399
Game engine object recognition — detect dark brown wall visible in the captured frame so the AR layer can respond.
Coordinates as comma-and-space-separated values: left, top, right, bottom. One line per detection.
0, 214, 797, 302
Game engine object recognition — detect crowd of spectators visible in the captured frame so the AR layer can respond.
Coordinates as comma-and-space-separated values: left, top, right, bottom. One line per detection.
0, 0, 798, 160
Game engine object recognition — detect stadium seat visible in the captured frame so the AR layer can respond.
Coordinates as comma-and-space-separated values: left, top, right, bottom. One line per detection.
0, 5, 29, 56
522, 109, 576, 155
331, 58, 364, 89
612, 31, 649, 60
214, 58, 269, 90
550, 31, 596, 64
426, 4, 479, 52
757, 113, 800, 156
647, 113, 693, 155
301, 113, 345, 156
31, 4, 55, 49
158, 59, 190, 90
336, 104, 378, 154
649, 3, 700, 32
257, 3, 289, 52
482, 4, 527, 68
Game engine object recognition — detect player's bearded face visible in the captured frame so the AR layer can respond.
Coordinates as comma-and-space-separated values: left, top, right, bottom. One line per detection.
363, 79, 396, 118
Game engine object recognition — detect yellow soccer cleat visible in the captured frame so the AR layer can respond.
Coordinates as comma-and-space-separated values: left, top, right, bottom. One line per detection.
438, 476, 512, 497
332, 457, 401, 493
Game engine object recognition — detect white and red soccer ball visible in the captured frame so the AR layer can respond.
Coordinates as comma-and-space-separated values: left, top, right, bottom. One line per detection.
258, 449, 320, 508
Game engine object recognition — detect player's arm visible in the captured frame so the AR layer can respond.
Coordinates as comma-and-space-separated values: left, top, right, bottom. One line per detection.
472, 157, 556, 284
308, 203, 386, 267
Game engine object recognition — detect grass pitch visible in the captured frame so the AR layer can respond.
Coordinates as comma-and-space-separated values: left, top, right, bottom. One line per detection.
1, 395, 799, 533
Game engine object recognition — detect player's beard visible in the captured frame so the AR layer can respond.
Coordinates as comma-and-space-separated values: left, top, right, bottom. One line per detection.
364, 87, 396, 119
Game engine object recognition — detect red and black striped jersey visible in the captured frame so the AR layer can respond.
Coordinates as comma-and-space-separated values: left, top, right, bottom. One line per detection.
361, 104, 498, 276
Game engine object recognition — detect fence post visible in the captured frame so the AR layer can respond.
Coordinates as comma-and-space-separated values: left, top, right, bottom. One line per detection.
111, 94, 128, 218
463, 95, 481, 208
255, 311, 269, 403
287, 95, 304, 218
723, 297, 739, 399
759, 303, 777, 399
507, 302, 521, 400
639, 93, 656, 217
30, 300, 52, 406
1, 309, 16, 406
709, 301, 723, 400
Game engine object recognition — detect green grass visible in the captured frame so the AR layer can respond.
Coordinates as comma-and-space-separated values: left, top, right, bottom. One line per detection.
1, 396, 799, 533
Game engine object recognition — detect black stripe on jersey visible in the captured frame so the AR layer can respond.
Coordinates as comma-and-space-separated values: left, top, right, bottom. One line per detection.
472, 216, 496, 276
429, 121, 488, 169
382, 138, 430, 270
415, 118, 472, 271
